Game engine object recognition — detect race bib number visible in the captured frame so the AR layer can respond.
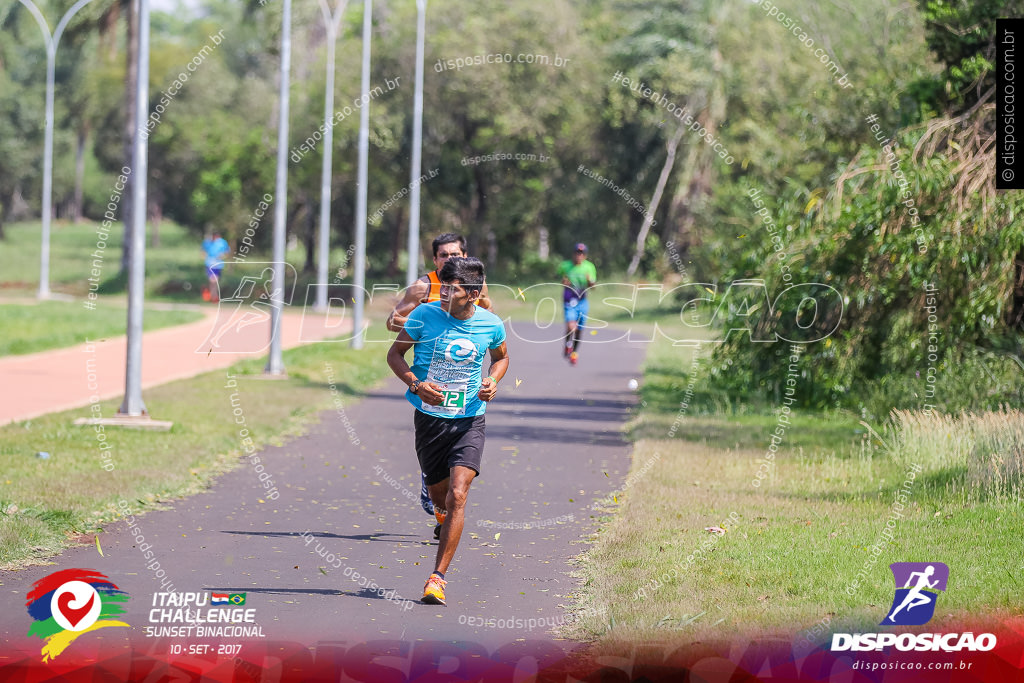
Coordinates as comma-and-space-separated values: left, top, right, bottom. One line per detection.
441, 389, 465, 409
422, 382, 468, 416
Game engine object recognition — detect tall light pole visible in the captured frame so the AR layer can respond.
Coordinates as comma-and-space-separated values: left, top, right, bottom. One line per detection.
405, 0, 427, 287
351, 0, 372, 349
314, 0, 349, 312
119, 0, 150, 416
267, 0, 292, 375
17, 0, 97, 299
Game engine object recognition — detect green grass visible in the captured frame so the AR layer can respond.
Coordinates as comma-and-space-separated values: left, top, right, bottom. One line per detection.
0, 219, 359, 301
0, 338, 391, 569
0, 301, 203, 356
565, 328, 1024, 645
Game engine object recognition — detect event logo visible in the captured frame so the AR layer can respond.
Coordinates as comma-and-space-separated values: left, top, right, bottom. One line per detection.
883, 562, 949, 626
444, 338, 477, 365
212, 592, 247, 605
25, 569, 130, 662
832, 561, 996, 653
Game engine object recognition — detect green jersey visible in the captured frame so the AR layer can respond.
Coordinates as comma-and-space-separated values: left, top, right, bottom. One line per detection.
558, 259, 597, 299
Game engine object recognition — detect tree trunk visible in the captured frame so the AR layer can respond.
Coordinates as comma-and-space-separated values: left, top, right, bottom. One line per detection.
471, 164, 490, 263
666, 47, 726, 261
148, 199, 161, 247
486, 228, 497, 268
667, 131, 705, 252
1009, 247, 1024, 330
303, 195, 316, 274
73, 126, 88, 223
120, 0, 138, 274
388, 206, 404, 279
626, 122, 685, 277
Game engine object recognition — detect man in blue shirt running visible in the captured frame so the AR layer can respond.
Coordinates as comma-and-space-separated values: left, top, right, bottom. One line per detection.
387, 257, 509, 606
201, 231, 231, 302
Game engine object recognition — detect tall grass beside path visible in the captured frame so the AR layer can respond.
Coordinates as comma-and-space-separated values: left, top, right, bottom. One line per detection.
891, 408, 1024, 503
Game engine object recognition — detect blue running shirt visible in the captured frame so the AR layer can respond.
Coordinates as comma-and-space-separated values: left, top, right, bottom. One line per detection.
403, 302, 507, 418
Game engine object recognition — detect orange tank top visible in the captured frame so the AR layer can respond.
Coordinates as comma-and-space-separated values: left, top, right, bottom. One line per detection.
425, 270, 443, 302
424, 270, 483, 306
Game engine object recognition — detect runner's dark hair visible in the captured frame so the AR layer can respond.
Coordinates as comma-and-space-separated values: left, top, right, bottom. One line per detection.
439, 256, 484, 292
432, 232, 467, 257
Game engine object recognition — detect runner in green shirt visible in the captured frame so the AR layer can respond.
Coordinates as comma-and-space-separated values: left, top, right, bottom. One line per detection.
556, 243, 597, 365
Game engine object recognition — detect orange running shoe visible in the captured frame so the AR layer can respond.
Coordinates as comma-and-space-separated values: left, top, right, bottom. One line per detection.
434, 508, 447, 526
569, 351, 578, 365
422, 574, 447, 605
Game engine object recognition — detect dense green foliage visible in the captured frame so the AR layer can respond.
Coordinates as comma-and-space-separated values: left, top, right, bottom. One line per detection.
1, 0, 1020, 416
706, 0, 1024, 418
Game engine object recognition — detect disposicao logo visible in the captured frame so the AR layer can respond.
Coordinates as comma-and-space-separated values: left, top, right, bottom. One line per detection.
883, 562, 948, 626
25, 569, 130, 661
831, 562, 996, 653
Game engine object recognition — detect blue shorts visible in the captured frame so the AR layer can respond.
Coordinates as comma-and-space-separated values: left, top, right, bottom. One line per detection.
206, 264, 223, 278
564, 296, 588, 327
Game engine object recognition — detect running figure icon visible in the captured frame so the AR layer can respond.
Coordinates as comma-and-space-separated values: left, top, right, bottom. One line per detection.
886, 564, 939, 623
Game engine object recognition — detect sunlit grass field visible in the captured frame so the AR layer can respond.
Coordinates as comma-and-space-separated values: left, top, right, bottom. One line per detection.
564, 322, 1024, 646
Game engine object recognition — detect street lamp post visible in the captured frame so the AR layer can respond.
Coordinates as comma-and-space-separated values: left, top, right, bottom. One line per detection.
351, 0, 372, 349
314, 0, 350, 312
405, 0, 427, 288
119, 0, 151, 416
17, 0, 98, 299
266, 0, 293, 375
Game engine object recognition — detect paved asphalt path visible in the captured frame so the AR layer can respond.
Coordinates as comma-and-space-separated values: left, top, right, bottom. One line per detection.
0, 322, 646, 670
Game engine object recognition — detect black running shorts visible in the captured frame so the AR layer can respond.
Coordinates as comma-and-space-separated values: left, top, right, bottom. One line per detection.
413, 410, 486, 485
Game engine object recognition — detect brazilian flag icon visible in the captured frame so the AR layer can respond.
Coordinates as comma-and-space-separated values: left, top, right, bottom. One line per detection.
228, 593, 246, 605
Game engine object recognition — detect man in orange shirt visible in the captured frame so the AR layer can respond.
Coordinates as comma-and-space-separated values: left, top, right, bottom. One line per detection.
387, 233, 491, 331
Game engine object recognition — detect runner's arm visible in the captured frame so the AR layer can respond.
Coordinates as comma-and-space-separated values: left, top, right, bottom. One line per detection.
386, 330, 444, 405
478, 342, 509, 402
583, 264, 596, 293
386, 279, 429, 332
476, 282, 493, 311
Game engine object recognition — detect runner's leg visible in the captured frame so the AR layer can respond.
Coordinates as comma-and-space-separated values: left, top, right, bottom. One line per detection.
419, 472, 435, 515
209, 267, 223, 303
428, 465, 476, 574
573, 299, 588, 351
564, 304, 578, 355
